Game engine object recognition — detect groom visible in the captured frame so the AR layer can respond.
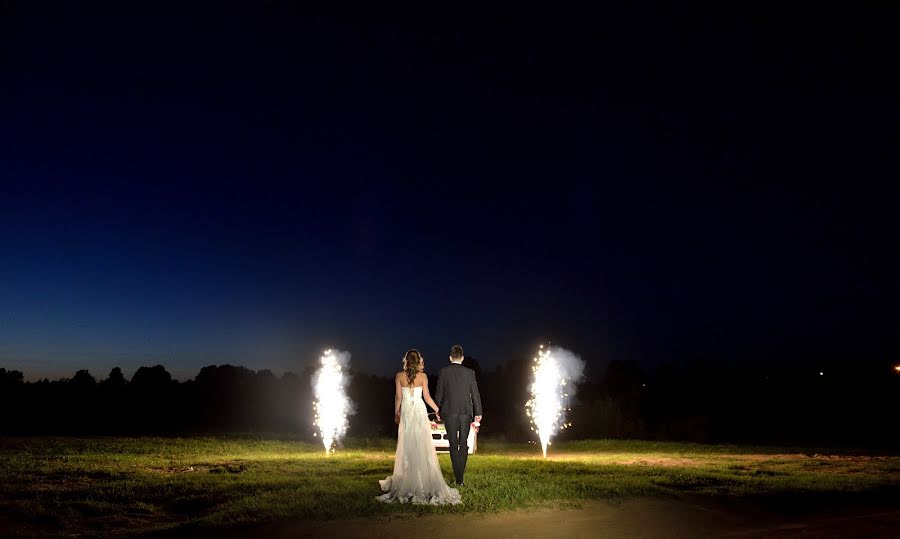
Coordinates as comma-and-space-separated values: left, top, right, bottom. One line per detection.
435, 344, 483, 486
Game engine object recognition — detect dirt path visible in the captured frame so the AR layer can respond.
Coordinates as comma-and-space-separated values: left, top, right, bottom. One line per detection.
189, 497, 900, 538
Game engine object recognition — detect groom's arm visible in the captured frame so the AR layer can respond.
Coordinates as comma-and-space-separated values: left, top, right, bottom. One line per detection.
469, 370, 483, 418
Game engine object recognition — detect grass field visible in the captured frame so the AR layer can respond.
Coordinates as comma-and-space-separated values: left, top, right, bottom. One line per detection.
1, 436, 899, 537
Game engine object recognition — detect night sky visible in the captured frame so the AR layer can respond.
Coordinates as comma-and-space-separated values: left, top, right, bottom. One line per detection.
2, 3, 898, 380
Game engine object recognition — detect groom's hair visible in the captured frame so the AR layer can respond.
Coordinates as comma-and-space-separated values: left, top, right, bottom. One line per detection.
450, 345, 464, 359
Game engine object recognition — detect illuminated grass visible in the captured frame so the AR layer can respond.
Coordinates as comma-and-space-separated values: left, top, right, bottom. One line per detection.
0, 436, 898, 536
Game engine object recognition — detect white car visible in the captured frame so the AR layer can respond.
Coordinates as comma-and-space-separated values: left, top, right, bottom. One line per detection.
430, 415, 478, 454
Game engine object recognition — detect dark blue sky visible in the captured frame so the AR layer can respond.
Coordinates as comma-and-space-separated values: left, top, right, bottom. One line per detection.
2, 3, 898, 380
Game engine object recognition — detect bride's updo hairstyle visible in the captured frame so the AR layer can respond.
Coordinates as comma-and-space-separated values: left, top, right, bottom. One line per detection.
402, 349, 423, 386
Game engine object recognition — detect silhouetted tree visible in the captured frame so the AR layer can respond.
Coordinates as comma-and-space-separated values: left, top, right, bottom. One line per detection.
0, 368, 24, 385
0, 368, 25, 432
72, 369, 97, 387
131, 365, 173, 388
128, 365, 177, 433
102, 367, 127, 387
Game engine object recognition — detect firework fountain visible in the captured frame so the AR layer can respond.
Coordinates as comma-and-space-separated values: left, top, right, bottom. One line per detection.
312, 349, 354, 455
525, 345, 585, 457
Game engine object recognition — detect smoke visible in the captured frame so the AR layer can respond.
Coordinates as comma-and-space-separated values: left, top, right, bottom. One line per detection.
312, 349, 355, 454
548, 346, 586, 386
526, 345, 585, 457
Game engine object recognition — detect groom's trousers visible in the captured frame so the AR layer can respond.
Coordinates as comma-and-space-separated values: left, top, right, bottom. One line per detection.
443, 414, 471, 484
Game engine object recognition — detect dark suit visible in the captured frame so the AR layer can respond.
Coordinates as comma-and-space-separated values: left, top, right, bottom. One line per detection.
435, 362, 483, 484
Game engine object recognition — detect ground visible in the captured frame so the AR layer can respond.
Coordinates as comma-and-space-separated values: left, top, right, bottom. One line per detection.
1, 437, 898, 537
192, 497, 900, 538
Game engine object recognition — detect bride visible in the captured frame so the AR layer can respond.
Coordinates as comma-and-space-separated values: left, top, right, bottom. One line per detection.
376, 349, 461, 505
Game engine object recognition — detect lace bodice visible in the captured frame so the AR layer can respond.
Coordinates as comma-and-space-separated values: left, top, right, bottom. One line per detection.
402, 385, 423, 400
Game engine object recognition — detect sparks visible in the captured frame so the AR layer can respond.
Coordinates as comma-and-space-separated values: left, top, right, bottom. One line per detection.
312, 349, 354, 455
525, 345, 585, 457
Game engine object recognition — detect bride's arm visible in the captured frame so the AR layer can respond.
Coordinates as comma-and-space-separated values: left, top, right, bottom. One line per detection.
421, 374, 440, 414
394, 374, 402, 423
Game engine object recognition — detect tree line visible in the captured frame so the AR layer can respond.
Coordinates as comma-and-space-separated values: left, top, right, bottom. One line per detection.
1, 357, 897, 447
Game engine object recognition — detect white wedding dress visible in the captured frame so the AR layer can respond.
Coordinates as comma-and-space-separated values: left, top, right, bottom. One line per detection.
377, 385, 461, 505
